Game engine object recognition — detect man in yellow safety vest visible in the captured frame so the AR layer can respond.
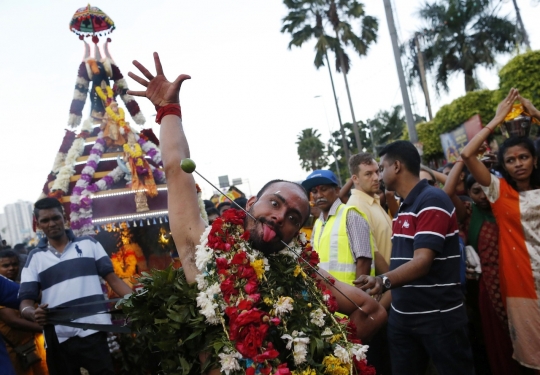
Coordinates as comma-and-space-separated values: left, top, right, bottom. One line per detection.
302, 170, 375, 286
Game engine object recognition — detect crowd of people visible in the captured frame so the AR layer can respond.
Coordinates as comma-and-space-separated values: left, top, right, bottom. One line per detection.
0, 51, 539, 375
293, 88, 540, 374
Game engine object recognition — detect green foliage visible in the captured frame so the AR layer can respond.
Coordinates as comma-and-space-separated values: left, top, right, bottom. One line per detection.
417, 89, 498, 159
119, 267, 222, 375
281, 0, 378, 73
498, 50, 540, 104
296, 128, 329, 171
414, 0, 521, 92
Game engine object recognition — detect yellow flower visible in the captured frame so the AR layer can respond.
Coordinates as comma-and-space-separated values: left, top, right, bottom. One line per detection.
263, 297, 273, 306
293, 265, 307, 278
251, 259, 265, 280
124, 143, 144, 158
291, 367, 317, 375
329, 334, 342, 343
322, 355, 349, 375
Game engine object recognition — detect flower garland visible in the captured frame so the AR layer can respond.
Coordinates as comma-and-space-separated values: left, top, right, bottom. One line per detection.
137, 135, 162, 166
194, 209, 374, 375
110, 61, 146, 126
41, 130, 77, 196
70, 131, 125, 235
68, 60, 90, 127
51, 120, 93, 194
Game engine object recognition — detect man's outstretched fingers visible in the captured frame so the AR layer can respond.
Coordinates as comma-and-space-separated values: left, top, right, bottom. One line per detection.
127, 90, 147, 97
154, 52, 164, 76
128, 71, 149, 87
173, 74, 192, 89
132, 60, 155, 81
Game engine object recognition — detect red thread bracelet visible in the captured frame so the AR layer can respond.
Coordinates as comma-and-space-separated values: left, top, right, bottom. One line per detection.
484, 126, 493, 134
155, 103, 182, 124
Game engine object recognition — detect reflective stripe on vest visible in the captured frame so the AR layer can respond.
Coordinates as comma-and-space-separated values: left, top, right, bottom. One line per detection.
313, 204, 375, 286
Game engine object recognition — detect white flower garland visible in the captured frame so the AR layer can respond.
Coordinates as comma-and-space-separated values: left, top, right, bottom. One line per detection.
51, 119, 93, 193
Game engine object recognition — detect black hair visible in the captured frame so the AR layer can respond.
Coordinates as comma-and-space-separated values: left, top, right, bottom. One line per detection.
206, 207, 219, 217
0, 249, 19, 261
13, 243, 26, 252
378, 140, 421, 176
34, 197, 63, 219
203, 200, 215, 210
217, 201, 232, 211
256, 179, 308, 199
233, 197, 248, 210
465, 174, 478, 191
255, 179, 311, 226
497, 136, 540, 191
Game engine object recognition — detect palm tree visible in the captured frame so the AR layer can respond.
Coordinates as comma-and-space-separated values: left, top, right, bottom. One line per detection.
296, 128, 329, 171
510, 0, 531, 50
416, 0, 521, 93
282, 0, 378, 152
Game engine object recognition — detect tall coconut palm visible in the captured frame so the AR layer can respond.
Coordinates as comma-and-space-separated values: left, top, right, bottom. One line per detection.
282, 0, 378, 153
296, 128, 329, 171
416, 0, 522, 93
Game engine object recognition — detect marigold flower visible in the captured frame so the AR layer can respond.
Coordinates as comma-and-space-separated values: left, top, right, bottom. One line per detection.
251, 259, 265, 280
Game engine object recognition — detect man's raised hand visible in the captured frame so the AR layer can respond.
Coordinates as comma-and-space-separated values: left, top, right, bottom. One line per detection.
127, 52, 190, 108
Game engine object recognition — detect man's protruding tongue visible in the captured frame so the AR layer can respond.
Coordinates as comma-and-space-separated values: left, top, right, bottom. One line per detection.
262, 224, 277, 242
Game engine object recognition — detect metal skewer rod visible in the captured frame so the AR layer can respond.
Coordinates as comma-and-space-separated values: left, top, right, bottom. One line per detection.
193, 170, 374, 320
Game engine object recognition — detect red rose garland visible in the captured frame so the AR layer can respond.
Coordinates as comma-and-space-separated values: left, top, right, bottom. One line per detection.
195, 209, 374, 375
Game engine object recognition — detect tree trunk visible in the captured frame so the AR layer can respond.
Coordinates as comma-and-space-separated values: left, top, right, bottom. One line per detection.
415, 35, 433, 121
512, 0, 531, 50
325, 52, 350, 161
335, 33, 363, 152
464, 68, 475, 92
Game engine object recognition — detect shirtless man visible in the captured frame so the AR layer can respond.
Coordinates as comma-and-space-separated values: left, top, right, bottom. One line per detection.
127, 52, 386, 343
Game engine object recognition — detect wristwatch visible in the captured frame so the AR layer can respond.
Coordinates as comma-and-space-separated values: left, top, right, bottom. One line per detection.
380, 275, 391, 292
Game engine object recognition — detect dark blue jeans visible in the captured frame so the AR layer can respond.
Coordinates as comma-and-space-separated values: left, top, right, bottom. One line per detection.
387, 322, 475, 375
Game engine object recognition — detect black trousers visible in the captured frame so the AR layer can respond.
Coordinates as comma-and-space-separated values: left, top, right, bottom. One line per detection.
44, 325, 114, 375
387, 322, 475, 375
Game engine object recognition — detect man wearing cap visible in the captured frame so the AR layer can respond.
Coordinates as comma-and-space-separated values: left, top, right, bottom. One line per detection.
302, 170, 375, 286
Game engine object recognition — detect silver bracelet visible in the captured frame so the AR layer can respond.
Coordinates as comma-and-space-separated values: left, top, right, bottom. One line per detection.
20, 306, 33, 318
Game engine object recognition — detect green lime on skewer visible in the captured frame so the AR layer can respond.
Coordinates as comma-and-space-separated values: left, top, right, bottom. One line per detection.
180, 158, 196, 173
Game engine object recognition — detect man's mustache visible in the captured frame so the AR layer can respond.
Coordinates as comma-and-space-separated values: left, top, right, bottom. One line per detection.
315, 198, 327, 204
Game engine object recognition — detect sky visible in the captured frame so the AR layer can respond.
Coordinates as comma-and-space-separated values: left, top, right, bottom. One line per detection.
0, 0, 538, 211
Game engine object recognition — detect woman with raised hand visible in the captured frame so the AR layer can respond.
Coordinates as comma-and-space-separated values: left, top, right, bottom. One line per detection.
461, 88, 540, 372
444, 162, 520, 375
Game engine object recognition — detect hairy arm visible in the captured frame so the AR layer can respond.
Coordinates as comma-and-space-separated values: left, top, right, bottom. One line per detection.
442, 162, 468, 222
462, 89, 518, 187
128, 53, 204, 283
374, 251, 389, 275
104, 273, 132, 297
355, 258, 371, 279
160, 116, 206, 283
339, 179, 354, 204
0, 308, 42, 332
318, 269, 386, 341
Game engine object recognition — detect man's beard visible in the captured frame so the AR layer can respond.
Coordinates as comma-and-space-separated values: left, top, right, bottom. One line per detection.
245, 206, 286, 255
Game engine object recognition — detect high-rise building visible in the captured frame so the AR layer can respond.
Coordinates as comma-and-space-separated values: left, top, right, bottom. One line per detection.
4, 201, 33, 246
0, 213, 8, 245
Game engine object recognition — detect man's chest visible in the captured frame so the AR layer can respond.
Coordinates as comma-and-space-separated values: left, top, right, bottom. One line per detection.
392, 211, 419, 239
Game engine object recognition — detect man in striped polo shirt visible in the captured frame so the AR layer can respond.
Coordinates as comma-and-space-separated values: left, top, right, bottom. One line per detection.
19, 198, 132, 375
355, 141, 474, 375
